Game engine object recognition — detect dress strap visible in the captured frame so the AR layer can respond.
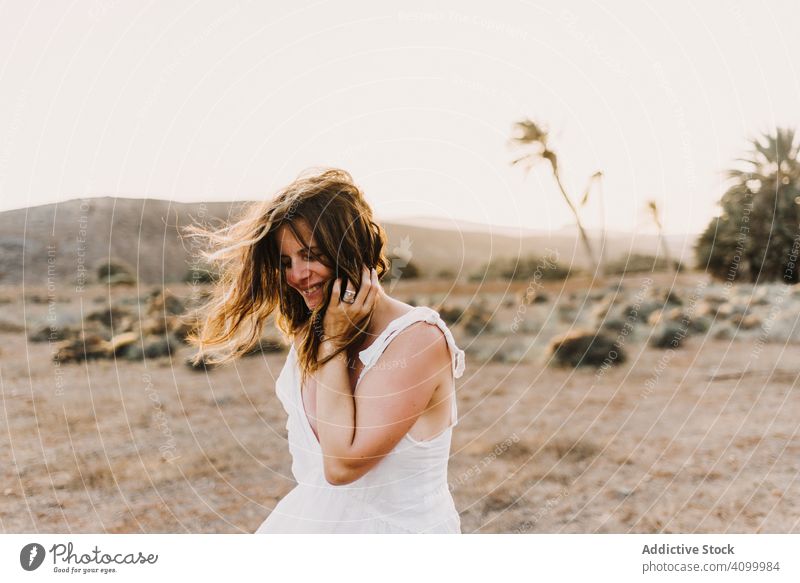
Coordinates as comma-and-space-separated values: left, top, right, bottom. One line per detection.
357, 306, 466, 382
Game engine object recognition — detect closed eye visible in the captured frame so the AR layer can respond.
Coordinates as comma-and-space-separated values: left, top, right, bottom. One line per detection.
281, 249, 324, 267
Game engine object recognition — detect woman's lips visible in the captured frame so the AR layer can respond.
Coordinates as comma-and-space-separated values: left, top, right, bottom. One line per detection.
300, 282, 323, 298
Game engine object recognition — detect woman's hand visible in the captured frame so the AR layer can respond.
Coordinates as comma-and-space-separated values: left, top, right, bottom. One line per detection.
321, 265, 380, 349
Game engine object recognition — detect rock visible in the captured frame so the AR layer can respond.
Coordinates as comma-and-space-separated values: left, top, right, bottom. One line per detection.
591, 296, 615, 322
763, 318, 800, 344
587, 290, 607, 302
118, 333, 180, 361
712, 325, 735, 340
147, 289, 186, 317
85, 304, 133, 328
109, 331, 141, 354
139, 316, 168, 336
717, 302, 749, 319
598, 317, 628, 335
736, 314, 762, 330
614, 487, 634, 499
649, 323, 688, 349
695, 302, 720, 318
53, 334, 112, 363
557, 302, 579, 324
624, 300, 661, 324
689, 316, 712, 334
647, 309, 664, 326
185, 352, 219, 372
701, 290, 728, 305
105, 272, 136, 286
650, 288, 683, 306
749, 288, 771, 306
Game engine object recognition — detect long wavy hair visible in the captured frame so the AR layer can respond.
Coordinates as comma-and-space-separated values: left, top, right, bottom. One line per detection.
183, 168, 390, 382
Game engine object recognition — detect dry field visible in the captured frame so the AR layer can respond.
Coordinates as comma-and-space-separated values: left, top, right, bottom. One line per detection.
1, 272, 798, 533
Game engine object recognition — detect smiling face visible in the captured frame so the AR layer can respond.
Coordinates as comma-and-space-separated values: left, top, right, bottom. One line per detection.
277, 219, 333, 309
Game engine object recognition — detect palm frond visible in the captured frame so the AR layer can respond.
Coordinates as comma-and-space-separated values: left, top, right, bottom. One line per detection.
510, 118, 548, 146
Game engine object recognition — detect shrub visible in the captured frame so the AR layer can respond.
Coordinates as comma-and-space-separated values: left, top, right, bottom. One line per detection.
184, 264, 218, 284
546, 330, 624, 368
96, 259, 136, 285
649, 323, 688, 349
604, 253, 682, 275
474, 254, 572, 282
386, 253, 420, 280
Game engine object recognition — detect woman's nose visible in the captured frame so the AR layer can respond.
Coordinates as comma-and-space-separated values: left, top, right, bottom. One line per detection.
288, 261, 311, 285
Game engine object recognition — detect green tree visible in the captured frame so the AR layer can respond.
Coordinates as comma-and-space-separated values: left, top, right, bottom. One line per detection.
695, 128, 800, 283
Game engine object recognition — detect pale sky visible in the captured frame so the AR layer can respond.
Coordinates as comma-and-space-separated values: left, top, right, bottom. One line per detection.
0, 0, 797, 235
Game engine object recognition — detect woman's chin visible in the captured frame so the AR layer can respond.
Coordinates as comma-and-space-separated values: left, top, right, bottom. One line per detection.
301, 287, 324, 308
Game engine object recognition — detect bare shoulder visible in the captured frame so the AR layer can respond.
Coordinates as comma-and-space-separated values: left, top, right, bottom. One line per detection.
380, 315, 451, 370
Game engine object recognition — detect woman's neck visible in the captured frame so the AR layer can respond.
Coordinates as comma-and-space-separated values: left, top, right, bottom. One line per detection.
349, 290, 410, 352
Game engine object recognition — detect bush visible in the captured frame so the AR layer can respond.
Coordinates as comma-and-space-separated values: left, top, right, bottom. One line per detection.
459, 304, 493, 336
184, 264, 218, 284
649, 323, 688, 349
436, 304, 464, 326
546, 330, 624, 368
118, 333, 180, 361
96, 259, 136, 285
473, 254, 572, 282
386, 254, 420, 280
85, 304, 132, 328
605, 253, 682, 275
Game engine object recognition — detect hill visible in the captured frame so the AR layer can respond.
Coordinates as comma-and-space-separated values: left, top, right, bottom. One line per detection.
0, 197, 698, 287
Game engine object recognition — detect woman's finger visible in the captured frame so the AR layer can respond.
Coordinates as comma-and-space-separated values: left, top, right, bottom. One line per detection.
351, 265, 370, 309
331, 277, 341, 308
362, 268, 379, 310
337, 279, 358, 318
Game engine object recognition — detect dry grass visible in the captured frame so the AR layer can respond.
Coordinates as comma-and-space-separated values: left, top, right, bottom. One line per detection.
1, 273, 799, 533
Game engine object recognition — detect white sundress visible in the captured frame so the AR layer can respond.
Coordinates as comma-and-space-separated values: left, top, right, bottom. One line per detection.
255, 306, 466, 534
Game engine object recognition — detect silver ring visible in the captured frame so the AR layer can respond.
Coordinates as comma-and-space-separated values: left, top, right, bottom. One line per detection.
342, 289, 356, 304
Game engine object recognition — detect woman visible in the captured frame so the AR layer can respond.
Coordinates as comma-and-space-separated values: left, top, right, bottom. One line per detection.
185, 168, 466, 533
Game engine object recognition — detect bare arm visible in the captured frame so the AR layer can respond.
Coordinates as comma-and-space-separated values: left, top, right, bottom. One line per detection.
314, 340, 356, 471
315, 322, 450, 485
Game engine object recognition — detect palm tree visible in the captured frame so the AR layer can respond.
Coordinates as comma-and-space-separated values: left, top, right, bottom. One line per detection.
582, 171, 606, 275
695, 127, 800, 283
646, 199, 675, 271
510, 119, 599, 275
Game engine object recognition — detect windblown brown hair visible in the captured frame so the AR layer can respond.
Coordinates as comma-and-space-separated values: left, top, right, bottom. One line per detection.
182, 168, 390, 382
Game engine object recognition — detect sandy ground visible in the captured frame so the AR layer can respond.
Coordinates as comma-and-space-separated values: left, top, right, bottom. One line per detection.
1, 274, 798, 533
